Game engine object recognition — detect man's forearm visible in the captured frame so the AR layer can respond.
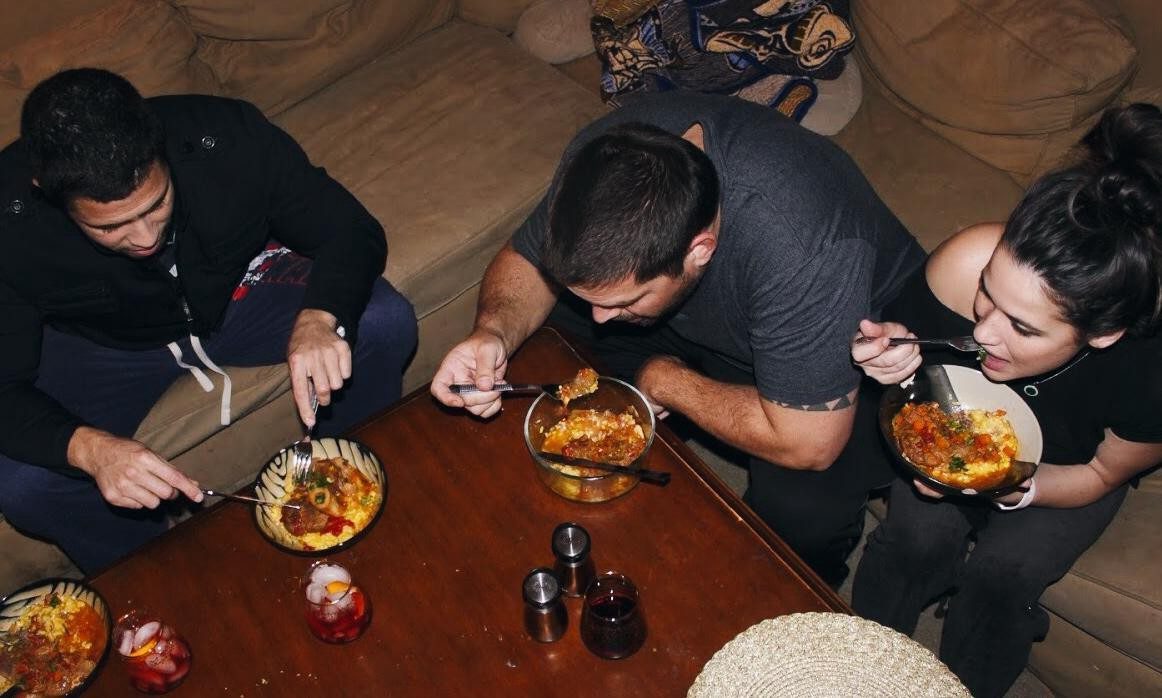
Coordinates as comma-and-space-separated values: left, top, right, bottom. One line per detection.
474, 245, 558, 354
641, 358, 853, 470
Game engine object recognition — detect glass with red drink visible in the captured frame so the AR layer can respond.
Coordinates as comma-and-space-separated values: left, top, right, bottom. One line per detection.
580, 571, 646, 659
113, 611, 192, 694
303, 560, 372, 643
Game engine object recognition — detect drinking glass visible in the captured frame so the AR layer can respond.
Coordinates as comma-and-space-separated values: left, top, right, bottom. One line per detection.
113, 610, 192, 694
580, 571, 646, 659
303, 560, 372, 643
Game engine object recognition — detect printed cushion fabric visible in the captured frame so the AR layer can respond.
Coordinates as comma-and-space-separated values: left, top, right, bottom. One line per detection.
852, 0, 1136, 181
594, 0, 855, 104
0, 0, 219, 146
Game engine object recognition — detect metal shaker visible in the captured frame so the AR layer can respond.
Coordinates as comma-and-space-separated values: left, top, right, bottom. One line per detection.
522, 567, 567, 643
552, 522, 596, 598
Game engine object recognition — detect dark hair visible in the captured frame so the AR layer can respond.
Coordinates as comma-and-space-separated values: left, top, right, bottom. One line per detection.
1001, 103, 1162, 339
542, 122, 720, 287
21, 68, 164, 205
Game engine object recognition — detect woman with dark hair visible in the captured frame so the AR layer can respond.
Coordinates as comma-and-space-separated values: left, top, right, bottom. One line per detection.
849, 103, 1162, 697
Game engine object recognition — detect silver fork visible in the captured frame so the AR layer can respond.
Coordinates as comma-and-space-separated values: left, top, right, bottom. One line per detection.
291, 382, 319, 484
857, 335, 981, 352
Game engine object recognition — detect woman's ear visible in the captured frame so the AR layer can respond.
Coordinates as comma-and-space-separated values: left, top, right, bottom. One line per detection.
1088, 328, 1126, 349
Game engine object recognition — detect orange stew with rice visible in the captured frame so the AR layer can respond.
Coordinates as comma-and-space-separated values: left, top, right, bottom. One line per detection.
0, 592, 106, 696
891, 401, 1019, 490
278, 456, 380, 549
541, 407, 647, 472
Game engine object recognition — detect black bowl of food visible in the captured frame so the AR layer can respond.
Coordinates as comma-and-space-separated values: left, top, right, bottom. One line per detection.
879, 364, 1042, 496
0, 578, 112, 697
252, 436, 387, 553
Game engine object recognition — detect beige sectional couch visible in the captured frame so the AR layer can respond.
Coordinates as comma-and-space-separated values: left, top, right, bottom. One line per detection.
0, 0, 607, 585
1, 0, 1158, 694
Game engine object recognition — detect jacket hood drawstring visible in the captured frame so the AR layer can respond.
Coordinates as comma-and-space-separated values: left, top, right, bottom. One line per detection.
166, 337, 232, 426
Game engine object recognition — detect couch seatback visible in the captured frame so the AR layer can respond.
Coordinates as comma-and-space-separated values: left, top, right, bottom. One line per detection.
853, 0, 1138, 183
0, 0, 219, 145
172, 0, 455, 116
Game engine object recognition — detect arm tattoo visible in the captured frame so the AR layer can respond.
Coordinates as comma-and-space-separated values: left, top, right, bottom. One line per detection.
773, 394, 854, 411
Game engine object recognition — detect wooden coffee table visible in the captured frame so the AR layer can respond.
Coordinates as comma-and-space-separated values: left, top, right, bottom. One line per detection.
84, 328, 845, 696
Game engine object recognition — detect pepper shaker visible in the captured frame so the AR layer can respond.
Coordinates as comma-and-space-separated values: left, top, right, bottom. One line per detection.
522, 567, 568, 643
552, 522, 596, 598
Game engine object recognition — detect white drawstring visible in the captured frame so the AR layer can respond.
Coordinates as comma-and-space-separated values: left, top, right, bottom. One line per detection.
166, 337, 233, 426
166, 341, 214, 391
190, 335, 232, 426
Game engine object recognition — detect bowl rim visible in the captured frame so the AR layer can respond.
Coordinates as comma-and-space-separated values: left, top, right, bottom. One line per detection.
879, 364, 1042, 496
523, 374, 657, 481
250, 435, 387, 555
0, 576, 113, 697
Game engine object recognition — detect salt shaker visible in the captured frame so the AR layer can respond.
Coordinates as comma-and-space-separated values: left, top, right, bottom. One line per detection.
522, 567, 568, 643
552, 522, 596, 598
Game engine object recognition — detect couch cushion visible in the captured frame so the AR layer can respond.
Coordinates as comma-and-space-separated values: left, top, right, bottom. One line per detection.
1038, 469, 1162, 673
173, 0, 455, 116
852, 0, 1137, 182
134, 364, 291, 460
272, 19, 609, 322
830, 68, 1024, 251
457, 0, 540, 33
0, 0, 219, 145
1031, 611, 1162, 696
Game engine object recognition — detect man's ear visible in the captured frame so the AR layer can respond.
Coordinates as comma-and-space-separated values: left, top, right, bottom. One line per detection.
681, 123, 706, 151
1087, 328, 1126, 350
31, 177, 39, 188
687, 228, 717, 269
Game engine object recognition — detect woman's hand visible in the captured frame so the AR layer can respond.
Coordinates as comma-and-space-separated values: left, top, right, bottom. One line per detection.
851, 319, 923, 385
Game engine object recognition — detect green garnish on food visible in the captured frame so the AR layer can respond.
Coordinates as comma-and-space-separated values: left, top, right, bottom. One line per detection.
949, 456, 967, 472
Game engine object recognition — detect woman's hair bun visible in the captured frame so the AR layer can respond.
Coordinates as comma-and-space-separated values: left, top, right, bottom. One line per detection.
1080, 103, 1162, 229
1095, 165, 1159, 227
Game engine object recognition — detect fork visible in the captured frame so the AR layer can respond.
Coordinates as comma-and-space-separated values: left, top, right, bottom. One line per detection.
857, 335, 981, 352
291, 382, 319, 484
449, 382, 564, 397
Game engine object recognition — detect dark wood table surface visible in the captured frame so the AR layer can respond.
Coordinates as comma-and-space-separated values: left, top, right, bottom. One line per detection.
85, 328, 845, 696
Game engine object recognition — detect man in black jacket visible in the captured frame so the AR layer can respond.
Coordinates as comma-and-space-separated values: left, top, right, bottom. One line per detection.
0, 68, 417, 572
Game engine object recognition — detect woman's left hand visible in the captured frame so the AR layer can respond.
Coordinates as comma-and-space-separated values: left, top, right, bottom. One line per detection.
912, 479, 945, 499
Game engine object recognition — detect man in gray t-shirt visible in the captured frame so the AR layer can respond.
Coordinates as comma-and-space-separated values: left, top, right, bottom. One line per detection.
432, 92, 925, 584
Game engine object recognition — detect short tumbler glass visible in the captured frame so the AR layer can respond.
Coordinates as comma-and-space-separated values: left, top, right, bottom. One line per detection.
302, 560, 372, 643
113, 610, 193, 694
579, 571, 646, 659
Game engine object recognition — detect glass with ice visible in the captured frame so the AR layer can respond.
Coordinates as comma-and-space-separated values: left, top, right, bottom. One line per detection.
303, 560, 372, 643
113, 611, 192, 694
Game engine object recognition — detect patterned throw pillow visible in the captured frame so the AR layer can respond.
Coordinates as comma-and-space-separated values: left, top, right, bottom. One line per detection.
593, 0, 854, 116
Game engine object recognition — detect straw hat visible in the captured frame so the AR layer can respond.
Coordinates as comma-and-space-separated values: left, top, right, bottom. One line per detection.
688, 613, 970, 697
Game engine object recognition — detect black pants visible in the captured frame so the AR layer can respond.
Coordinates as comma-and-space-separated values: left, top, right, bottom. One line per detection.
852, 477, 1128, 697
548, 295, 894, 586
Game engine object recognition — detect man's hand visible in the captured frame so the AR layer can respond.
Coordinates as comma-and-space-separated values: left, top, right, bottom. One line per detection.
430, 329, 510, 419
635, 354, 685, 420
851, 319, 923, 385
287, 308, 350, 426
68, 426, 203, 509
